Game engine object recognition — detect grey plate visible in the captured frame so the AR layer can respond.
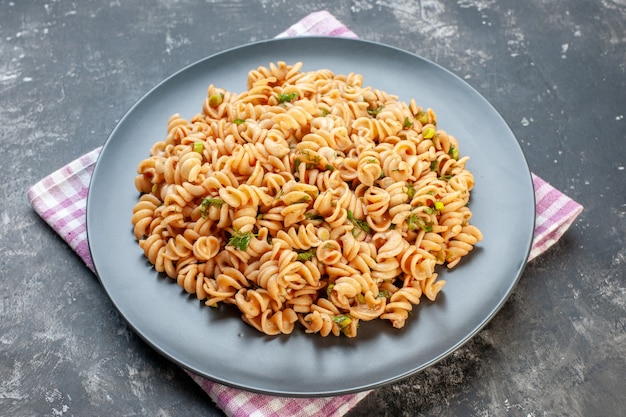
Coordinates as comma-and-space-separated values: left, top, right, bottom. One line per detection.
87, 37, 535, 397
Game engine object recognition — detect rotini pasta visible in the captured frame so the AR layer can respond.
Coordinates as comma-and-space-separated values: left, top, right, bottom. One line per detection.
132, 62, 482, 338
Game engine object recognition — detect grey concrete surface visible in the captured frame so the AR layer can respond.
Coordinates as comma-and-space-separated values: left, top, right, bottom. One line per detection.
1, 1, 624, 416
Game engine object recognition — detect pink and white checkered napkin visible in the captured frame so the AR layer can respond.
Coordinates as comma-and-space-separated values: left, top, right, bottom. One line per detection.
27, 10, 583, 417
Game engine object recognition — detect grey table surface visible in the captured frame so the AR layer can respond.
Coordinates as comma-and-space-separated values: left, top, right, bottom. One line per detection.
1, 1, 624, 416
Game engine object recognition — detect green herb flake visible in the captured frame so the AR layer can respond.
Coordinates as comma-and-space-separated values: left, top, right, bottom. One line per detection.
277, 92, 298, 104
193, 142, 204, 154
201, 197, 225, 208
416, 111, 429, 125
407, 214, 433, 232
199, 197, 225, 218
377, 289, 390, 299
296, 248, 316, 262
332, 315, 353, 329
208, 93, 224, 107
228, 230, 254, 251
367, 105, 384, 117
233, 118, 246, 125
403, 116, 414, 129
305, 211, 324, 221
449, 146, 459, 160
294, 158, 302, 172
274, 189, 285, 201
325, 164, 335, 171
326, 283, 335, 297
405, 182, 416, 200
347, 209, 371, 234
422, 126, 436, 139
406, 214, 418, 231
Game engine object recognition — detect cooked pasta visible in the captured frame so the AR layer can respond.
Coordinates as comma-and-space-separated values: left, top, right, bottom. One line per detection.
132, 62, 482, 337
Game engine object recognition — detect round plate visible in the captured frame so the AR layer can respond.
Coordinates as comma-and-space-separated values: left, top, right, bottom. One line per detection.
87, 37, 535, 397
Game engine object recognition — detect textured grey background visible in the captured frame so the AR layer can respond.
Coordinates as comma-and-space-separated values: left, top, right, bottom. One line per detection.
1, 1, 624, 416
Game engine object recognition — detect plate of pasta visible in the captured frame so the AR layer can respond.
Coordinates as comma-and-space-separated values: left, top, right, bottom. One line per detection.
87, 37, 535, 396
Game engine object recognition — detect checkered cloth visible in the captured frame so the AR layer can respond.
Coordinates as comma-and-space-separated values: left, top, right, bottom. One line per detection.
27, 10, 583, 417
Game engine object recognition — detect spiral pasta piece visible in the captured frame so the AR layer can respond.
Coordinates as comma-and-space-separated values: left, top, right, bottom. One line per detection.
381, 283, 423, 329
